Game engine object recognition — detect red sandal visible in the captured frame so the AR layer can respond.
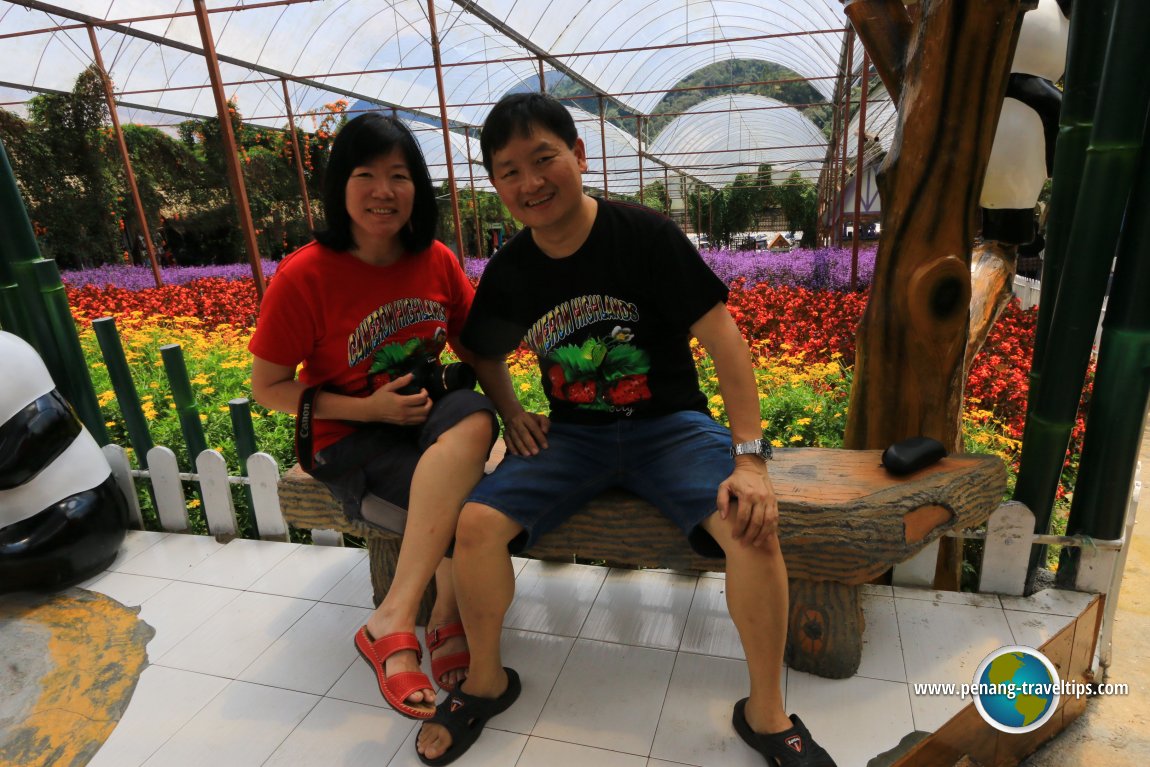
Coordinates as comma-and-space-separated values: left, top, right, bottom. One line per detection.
425, 622, 470, 691
354, 626, 436, 719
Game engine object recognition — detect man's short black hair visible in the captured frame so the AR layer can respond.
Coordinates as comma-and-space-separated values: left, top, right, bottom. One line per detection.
480, 92, 579, 174
315, 113, 438, 253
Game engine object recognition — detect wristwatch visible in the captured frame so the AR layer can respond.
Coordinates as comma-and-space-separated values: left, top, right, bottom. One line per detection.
731, 439, 773, 461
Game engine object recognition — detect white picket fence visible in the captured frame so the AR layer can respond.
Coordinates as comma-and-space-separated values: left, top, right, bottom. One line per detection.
1012, 273, 1106, 348
101, 444, 290, 542
1012, 274, 1042, 310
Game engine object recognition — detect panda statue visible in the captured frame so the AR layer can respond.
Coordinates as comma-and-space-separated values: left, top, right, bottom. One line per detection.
980, 0, 1072, 245
1, 330, 129, 592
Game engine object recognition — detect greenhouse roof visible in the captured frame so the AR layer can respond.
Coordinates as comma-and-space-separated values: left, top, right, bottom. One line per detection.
0, 0, 866, 191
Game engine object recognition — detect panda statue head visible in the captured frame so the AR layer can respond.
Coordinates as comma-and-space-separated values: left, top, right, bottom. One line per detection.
1, 330, 129, 592
980, 0, 1072, 246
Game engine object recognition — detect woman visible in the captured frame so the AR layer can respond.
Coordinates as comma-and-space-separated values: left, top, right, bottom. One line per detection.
249, 113, 495, 720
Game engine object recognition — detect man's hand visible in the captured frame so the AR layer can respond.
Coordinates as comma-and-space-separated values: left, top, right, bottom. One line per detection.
716, 459, 779, 547
503, 410, 550, 456
363, 373, 433, 425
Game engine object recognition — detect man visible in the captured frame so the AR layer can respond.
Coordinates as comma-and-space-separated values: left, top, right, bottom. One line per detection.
416, 92, 836, 767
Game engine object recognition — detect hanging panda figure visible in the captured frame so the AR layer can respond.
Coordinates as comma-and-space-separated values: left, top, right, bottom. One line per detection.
966, 0, 1071, 376
1, 330, 129, 592
980, 0, 1072, 245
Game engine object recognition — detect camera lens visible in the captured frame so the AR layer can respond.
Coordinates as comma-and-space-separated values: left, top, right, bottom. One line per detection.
438, 362, 477, 397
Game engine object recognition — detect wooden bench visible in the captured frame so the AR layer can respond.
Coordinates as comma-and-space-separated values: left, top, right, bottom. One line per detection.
278, 443, 1005, 679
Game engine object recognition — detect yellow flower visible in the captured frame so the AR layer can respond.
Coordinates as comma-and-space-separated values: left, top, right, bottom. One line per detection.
519, 382, 531, 391
187, 499, 202, 508
709, 394, 723, 404
770, 438, 783, 448
199, 413, 208, 422
789, 434, 803, 443
760, 419, 769, 429
202, 386, 216, 395
148, 381, 159, 389
105, 420, 115, 427
796, 417, 812, 426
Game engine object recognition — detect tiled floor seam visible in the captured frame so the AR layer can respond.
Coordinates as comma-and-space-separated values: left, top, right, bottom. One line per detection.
130, 669, 234, 767
891, 589, 922, 734
257, 692, 326, 767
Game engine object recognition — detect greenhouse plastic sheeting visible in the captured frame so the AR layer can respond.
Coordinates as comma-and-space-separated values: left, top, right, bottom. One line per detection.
0, 0, 854, 189
648, 94, 826, 188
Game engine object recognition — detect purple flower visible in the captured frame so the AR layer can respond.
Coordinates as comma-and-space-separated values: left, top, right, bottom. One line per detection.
61, 260, 280, 290
463, 246, 877, 291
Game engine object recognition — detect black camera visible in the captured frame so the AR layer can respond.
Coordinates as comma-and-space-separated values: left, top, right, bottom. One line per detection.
395, 354, 476, 400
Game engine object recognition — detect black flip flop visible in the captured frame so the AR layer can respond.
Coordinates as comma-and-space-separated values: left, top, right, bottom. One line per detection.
417, 667, 522, 766
732, 698, 838, 766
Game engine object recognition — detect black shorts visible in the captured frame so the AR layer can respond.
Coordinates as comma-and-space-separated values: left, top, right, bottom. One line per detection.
307, 389, 497, 534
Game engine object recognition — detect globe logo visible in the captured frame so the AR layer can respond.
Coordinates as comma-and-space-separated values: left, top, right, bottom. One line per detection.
972, 645, 1061, 733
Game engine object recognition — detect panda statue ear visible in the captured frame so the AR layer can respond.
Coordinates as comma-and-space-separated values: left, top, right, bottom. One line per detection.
1, 331, 129, 592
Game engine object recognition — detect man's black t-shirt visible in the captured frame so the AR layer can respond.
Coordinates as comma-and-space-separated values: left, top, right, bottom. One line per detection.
462, 198, 728, 425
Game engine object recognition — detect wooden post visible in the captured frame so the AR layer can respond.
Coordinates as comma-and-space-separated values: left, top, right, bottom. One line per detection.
844, 0, 1031, 454
844, 0, 912, 105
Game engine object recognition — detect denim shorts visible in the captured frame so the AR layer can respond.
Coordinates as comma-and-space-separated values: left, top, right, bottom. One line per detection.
467, 409, 733, 558
310, 389, 497, 534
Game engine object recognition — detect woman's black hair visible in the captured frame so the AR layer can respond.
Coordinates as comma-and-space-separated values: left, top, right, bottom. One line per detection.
314, 113, 438, 253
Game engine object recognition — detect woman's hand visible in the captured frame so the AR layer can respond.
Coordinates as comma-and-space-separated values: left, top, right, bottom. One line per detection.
363, 373, 433, 425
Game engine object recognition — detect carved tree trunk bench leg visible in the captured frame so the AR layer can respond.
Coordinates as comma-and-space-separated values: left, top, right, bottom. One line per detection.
367, 536, 436, 625
785, 579, 865, 679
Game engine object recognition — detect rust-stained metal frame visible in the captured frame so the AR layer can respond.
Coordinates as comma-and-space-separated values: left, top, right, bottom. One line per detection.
5, 0, 867, 268
191, 0, 264, 298
86, 23, 162, 287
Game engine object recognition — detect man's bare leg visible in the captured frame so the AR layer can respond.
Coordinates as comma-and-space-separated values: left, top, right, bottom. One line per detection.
702, 513, 794, 735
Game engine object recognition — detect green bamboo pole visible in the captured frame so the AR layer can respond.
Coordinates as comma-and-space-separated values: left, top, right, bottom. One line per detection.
1029, 0, 1116, 392
1014, 0, 1150, 583
1056, 114, 1150, 584
33, 260, 108, 444
160, 343, 210, 465
93, 317, 154, 469
0, 138, 56, 360
0, 138, 32, 337
229, 397, 259, 538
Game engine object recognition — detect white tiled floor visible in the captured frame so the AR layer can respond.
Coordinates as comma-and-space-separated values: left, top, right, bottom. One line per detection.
73, 531, 1095, 767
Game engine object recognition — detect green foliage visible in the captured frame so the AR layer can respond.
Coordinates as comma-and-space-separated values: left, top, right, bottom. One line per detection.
0, 65, 122, 268
775, 171, 819, 246
0, 72, 344, 267
438, 183, 518, 257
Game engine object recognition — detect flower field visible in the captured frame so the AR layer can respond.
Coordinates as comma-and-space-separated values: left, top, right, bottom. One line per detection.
64, 247, 1084, 541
